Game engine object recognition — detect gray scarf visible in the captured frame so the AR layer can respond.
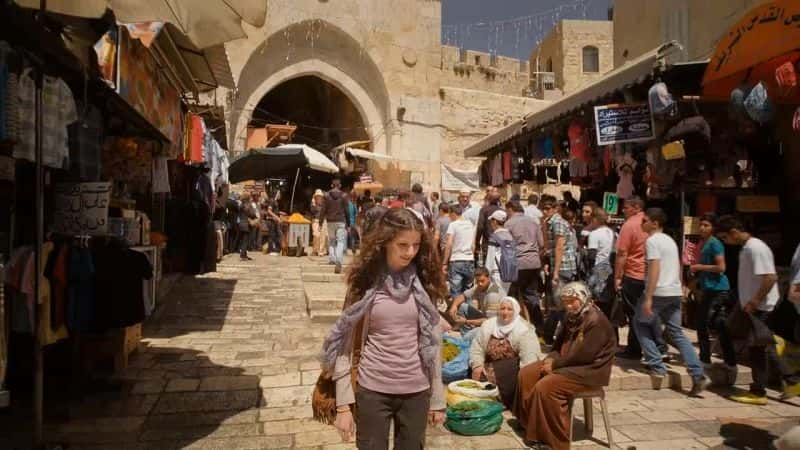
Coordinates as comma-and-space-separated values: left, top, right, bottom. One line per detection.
320, 264, 440, 373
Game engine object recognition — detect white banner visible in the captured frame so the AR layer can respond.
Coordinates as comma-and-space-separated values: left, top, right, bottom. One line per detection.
53, 182, 112, 236
441, 164, 480, 192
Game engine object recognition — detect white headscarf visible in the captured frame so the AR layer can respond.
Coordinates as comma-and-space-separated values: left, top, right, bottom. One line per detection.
492, 296, 522, 339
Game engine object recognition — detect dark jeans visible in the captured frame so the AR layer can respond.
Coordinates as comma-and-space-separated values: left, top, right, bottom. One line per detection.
238, 226, 250, 258
749, 311, 800, 396
448, 260, 474, 298
620, 276, 666, 358
266, 221, 282, 253
511, 268, 542, 331
696, 290, 736, 365
355, 387, 430, 450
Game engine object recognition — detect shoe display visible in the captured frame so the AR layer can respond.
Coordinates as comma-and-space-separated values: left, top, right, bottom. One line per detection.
729, 391, 768, 405
689, 376, 709, 397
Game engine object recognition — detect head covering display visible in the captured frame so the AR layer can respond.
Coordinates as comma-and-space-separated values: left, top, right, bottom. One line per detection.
492, 296, 522, 339
743, 82, 774, 123
648, 82, 676, 117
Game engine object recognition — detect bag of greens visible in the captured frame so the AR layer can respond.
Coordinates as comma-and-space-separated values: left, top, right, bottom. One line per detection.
445, 400, 504, 436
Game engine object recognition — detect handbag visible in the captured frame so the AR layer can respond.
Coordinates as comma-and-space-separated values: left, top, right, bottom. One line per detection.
726, 303, 774, 347
768, 296, 800, 344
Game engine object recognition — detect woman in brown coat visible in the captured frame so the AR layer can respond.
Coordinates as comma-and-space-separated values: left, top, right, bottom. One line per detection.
514, 281, 616, 450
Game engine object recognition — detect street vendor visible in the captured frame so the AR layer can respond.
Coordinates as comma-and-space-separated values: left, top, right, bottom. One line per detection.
513, 281, 615, 450
469, 296, 541, 410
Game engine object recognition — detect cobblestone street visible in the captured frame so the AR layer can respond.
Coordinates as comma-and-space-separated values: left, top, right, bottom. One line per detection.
3, 254, 797, 449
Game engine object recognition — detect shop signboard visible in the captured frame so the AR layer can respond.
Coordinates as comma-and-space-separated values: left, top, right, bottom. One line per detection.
117, 27, 182, 145
602, 192, 619, 215
53, 182, 112, 236
593, 103, 655, 146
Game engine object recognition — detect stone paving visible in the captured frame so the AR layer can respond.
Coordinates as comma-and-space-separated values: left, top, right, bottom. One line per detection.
1, 253, 799, 449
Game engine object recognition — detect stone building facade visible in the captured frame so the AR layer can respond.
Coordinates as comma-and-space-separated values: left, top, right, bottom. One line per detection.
528, 20, 614, 99
612, 0, 769, 67
222, 0, 548, 192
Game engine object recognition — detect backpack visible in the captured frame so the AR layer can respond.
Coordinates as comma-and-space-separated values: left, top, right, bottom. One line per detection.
489, 234, 518, 283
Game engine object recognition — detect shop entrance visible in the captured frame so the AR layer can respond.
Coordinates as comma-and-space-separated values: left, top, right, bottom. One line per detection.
248, 75, 370, 213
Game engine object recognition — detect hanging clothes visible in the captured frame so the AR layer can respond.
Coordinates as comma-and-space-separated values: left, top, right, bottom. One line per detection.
502, 151, 512, 182
15, 71, 78, 168
490, 154, 503, 186
68, 103, 104, 180
152, 156, 171, 194
542, 137, 554, 159
189, 114, 204, 163
559, 160, 571, 184
568, 121, 590, 162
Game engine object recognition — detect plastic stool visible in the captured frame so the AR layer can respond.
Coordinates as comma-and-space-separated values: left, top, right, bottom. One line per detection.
568, 388, 614, 448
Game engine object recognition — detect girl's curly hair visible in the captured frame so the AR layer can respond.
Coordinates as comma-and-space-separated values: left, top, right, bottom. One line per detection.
345, 208, 447, 305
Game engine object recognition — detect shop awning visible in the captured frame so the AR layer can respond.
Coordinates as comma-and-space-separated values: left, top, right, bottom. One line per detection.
153, 23, 235, 93
14, 0, 267, 49
346, 148, 396, 162
464, 41, 684, 157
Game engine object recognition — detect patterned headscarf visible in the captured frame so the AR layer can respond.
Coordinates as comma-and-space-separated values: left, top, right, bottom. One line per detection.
560, 281, 593, 315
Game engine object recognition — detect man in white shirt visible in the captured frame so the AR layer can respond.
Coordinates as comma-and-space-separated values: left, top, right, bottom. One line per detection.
443, 204, 476, 298
586, 208, 616, 305
458, 189, 480, 225
718, 215, 800, 404
636, 208, 707, 396
524, 193, 543, 225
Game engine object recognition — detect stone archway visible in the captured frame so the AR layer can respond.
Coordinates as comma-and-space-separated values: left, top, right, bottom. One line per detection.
230, 20, 392, 155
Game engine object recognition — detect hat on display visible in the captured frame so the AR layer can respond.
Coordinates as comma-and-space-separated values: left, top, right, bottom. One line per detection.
743, 82, 774, 123
488, 210, 507, 223
313, 189, 324, 197
648, 82, 676, 117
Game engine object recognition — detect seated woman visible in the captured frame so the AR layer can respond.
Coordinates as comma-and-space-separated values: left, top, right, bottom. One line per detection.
469, 296, 541, 410
514, 282, 615, 450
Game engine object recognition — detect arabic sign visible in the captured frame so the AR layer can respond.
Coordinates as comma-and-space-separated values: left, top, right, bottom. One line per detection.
441, 164, 480, 192
704, 0, 800, 84
53, 182, 112, 236
593, 103, 655, 146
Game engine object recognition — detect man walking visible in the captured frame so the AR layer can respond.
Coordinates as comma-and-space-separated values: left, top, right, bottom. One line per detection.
717, 216, 800, 404
524, 194, 543, 225
505, 201, 545, 332
614, 197, 665, 360
458, 189, 479, 225
475, 186, 502, 265
636, 208, 707, 396
443, 204, 476, 298
320, 179, 350, 274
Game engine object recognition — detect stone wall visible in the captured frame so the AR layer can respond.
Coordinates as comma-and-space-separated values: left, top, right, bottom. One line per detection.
440, 46, 530, 97
613, 0, 768, 67
439, 87, 549, 171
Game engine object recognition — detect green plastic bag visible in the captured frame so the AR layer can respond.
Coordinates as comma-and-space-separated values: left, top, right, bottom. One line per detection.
445, 400, 504, 436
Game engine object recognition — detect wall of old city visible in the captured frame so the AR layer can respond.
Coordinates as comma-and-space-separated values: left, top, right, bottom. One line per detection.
222, 0, 543, 191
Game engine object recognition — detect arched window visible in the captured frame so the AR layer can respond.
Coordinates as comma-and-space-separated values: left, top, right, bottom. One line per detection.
582, 46, 599, 73
546, 57, 553, 73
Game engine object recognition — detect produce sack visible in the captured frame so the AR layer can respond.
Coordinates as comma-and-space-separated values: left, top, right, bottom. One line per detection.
441, 335, 470, 383
445, 400, 504, 436
448, 380, 499, 399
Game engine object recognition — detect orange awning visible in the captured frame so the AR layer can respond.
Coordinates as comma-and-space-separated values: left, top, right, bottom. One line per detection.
703, 0, 800, 101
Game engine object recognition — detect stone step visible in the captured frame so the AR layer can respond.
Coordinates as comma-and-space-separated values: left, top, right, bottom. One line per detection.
301, 272, 345, 283
309, 298, 344, 311
309, 309, 342, 324
609, 356, 752, 391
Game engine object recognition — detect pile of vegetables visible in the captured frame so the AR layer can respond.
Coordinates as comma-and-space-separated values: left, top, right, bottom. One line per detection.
442, 341, 460, 363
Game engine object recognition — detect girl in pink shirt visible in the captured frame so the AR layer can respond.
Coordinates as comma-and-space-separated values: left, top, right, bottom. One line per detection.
319, 208, 448, 449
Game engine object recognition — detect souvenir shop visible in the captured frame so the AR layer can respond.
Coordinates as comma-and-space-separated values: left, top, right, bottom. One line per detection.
0, 3, 231, 445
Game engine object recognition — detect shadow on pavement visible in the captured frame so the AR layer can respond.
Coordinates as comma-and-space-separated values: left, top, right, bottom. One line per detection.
715, 418, 798, 450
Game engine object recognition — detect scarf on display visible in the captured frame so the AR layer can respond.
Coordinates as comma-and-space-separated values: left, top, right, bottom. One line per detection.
320, 263, 440, 373
492, 296, 522, 339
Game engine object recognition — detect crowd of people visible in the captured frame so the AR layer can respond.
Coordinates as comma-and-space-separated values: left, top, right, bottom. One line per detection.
312, 179, 800, 450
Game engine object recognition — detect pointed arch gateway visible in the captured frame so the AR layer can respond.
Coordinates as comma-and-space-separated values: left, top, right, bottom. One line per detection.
231, 20, 392, 155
